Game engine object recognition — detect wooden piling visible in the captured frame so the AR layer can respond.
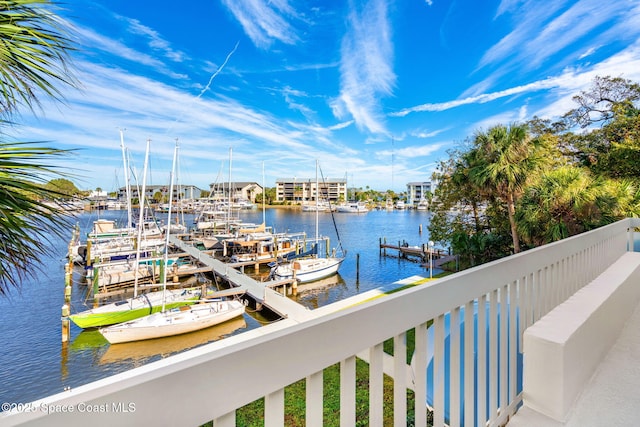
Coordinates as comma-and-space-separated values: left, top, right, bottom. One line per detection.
86, 240, 92, 266
62, 263, 72, 343
92, 261, 100, 308
61, 304, 70, 343
356, 253, 360, 281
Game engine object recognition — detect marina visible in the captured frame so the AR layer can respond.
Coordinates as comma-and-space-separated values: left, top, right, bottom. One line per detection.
0, 207, 441, 407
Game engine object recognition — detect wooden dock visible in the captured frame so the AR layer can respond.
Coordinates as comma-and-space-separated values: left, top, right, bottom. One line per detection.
379, 238, 447, 261
168, 235, 308, 321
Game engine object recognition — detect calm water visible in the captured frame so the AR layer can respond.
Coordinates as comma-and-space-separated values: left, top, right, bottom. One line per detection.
0, 207, 439, 407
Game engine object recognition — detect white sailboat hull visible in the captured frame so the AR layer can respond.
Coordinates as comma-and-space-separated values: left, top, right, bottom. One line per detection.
68, 288, 201, 328
99, 300, 246, 344
272, 257, 344, 283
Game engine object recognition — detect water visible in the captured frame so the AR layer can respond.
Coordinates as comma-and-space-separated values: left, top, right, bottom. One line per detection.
0, 207, 439, 407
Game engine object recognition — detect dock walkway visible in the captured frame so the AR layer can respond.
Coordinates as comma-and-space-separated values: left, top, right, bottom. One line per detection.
379, 239, 449, 262
168, 235, 308, 321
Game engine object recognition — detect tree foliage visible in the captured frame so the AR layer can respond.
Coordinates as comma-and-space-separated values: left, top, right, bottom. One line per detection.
429, 75, 640, 267
0, 0, 77, 295
0, 142, 74, 295
45, 177, 79, 197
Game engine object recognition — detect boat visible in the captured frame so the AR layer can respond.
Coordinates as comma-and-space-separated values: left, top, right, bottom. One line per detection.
271, 256, 344, 283
395, 200, 406, 210
416, 198, 429, 211
270, 160, 345, 283
71, 140, 202, 329
98, 299, 246, 344
301, 200, 331, 212
226, 230, 300, 263
97, 316, 247, 364
336, 201, 369, 213
68, 287, 202, 328
99, 141, 247, 344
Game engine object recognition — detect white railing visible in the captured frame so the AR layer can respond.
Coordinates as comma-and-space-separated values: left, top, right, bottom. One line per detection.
3, 218, 638, 427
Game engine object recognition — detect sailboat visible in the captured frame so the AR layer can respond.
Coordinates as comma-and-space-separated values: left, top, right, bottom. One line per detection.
99, 299, 246, 344
68, 287, 202, 329
99, 140, 245, 344
270, 160, 345, 283
69, 139, 200, 329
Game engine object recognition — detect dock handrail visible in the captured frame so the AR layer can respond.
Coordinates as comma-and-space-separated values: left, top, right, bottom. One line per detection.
3, 218, 638, 426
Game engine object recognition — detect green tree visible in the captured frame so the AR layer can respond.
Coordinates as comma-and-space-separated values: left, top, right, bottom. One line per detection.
560, 76, 640, 180
516, 166, 639, 246
152, 190, 164, 203
0, 0, 77, 295
45, 177, 79, 198
0, 143, 75, 295
469, 123, 550, 253
562, 76, 640, 128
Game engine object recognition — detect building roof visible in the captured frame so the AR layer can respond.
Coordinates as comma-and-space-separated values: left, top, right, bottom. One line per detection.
275, 178, 347, 183
207, 181, 262, 189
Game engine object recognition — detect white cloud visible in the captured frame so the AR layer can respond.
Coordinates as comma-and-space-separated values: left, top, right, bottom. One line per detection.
337, 0, 395, 135
220, 0, 301, 48
120, 16, 188, 62
391, 78, 559, 117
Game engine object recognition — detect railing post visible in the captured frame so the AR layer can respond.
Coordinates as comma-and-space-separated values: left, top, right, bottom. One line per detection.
394, 333, 407, 426
306, 371, 323, 427
369, 344, 384, 426
340, 356, 356, 426
265, 389, 284, 427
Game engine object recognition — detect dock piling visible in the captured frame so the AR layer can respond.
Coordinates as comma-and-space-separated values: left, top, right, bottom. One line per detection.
62, 263, 72, 343
61, 304, 70, 343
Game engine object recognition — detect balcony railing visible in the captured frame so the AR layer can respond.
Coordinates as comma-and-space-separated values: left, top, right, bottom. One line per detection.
3, 218, 638, 427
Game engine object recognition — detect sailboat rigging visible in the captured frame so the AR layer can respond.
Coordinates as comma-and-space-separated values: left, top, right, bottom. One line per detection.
99, 140, 245, 344
269, 160, 345, 283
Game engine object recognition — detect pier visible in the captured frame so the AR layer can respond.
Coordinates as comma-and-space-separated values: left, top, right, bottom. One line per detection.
168, 235, 309, 321
379, 237, 445, 262
379, 237, 458, 269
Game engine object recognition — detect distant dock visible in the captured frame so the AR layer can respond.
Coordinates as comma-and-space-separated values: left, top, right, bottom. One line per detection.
379, 237, 457, 268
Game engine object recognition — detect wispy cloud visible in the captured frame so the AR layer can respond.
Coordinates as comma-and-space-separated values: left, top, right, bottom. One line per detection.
120, 16, 188, 62
73, 25, 188, 80
471, 0, 632, 97
220, 0, 301, 48
410, 128, 448, 139
378, 143, 445, 159
335, 0, 395, 135
391, 78, 559, 117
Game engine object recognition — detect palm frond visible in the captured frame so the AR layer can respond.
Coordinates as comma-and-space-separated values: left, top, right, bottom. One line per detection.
0, 141, 75, 295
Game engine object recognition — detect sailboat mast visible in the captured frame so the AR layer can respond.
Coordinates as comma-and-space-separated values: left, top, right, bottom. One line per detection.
133, 139, 151, 298
227, 147, 232, 233
161, 140, 179, 312
262, 161, 266, 225
315, 159, 319, 243
119, 128, 132, 229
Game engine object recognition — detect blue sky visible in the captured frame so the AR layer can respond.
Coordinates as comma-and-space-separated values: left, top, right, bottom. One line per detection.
14, 0, 640, 193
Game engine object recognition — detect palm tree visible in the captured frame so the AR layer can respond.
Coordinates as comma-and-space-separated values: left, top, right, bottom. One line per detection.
0, 0, 77, 295
0, 0, 77, 116
515, 166, 633, 246
470, 123, 548, 254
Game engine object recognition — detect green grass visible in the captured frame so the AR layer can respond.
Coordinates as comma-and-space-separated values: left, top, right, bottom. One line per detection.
231, 360, 418, 426
202, 274, 450, 426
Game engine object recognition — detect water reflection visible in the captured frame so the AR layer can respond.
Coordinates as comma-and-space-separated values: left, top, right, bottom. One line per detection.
291, 274, 348, 309
68, 316, 247, 366
2, 208, 436, 405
